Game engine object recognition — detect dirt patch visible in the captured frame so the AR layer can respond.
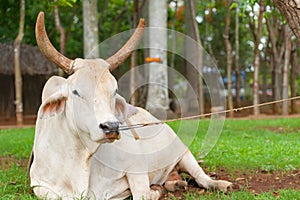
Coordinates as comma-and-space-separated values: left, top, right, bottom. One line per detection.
0, 155, 29, 170
160, 169, 300, 199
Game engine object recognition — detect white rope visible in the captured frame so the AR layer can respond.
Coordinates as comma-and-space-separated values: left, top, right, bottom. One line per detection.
119, 96, 300, 130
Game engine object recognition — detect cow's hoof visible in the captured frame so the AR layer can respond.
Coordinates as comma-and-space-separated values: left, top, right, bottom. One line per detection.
215, 180, 233, 194
164, 180, 187, 192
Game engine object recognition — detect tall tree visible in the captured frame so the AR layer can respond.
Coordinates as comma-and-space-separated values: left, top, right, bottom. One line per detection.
282, 25, 291, 115
223, 0, 233, 117
273, 0, 300, 41
129, 0, 139, 105
83, 0, 99, 58
235, 0, 241, 107
266, 15, 284, 113
146, 0, 169, 117
290, 42, 298, 114
54, 0, 66, 76
252, 0, 265, 116
14, 0, 25, 125
184, 0, 204, 115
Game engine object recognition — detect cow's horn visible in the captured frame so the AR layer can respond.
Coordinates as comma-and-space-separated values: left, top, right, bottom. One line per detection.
36, 12, 74, 74
106, 19, 145, 71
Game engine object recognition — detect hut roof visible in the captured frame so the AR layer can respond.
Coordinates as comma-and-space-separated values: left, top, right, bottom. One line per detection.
0, 43, 58, 75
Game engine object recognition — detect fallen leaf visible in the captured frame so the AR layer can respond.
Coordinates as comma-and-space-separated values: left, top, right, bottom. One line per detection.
272, 191, 280, 198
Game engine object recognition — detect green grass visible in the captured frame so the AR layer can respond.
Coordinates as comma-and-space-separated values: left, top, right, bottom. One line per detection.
168, 117, 300, 172
1, 118, 300, 199
184, 189, 300, 200
0, 128, 36, 200
0, 128, 35, 158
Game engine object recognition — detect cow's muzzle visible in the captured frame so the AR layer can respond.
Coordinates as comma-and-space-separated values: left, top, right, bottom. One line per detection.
99, 122, 120, 141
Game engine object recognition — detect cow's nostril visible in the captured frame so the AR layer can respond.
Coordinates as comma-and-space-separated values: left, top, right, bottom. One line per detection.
100, 123, 109, 130
99, 122, 119, 133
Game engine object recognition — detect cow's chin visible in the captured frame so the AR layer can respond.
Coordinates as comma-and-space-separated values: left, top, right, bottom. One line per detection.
98, 132, 121, 144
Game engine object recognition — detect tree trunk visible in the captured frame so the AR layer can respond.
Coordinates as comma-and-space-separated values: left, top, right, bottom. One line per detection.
253, 0, 265, 116
129, 0, 139, 105
235, 1, 241, 107
266, 17, 284, 114
184, 0, 204, 115
290, 42, 298, 114
54, 1, 66, 76
83, 0, 99, 58
282, 26, 291, 115
14, 0, 25, 125
146, 0, 169, 118
224, 0, 233, 117
273, 0, 300, 41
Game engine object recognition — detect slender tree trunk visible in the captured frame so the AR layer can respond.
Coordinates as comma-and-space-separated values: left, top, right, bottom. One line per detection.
253, 0, 265, 116
266, 17, 284, 114
235, 1, 241, 107
224, 1, 233, 117
282, 26, 291, 115
273, 0, 300, 41
83, 0, 99, 58
168, 0, 178, 105
14, 0, 25, 125
290, 42, 298, 114
184, 0, 204, 115
129, 0, 139, 105
54, 1, 66, 76
146, 0, 169, 117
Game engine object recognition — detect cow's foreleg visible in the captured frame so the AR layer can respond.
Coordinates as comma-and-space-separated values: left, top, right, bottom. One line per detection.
126, 173, 162, 200
177, 150, 232, 193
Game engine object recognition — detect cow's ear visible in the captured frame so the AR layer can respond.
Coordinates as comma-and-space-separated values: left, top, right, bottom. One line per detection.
115, 94, 138, 123
39, 76, 68, 119
115, 94, 127, 123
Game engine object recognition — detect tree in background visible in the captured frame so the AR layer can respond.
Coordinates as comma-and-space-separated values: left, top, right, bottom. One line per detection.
282, 25, 291, 115
266, 13, 284, 114
146, 0, 169, 118
273, 0, 300, 41
290, 41, 298, 114
273, 0, 300, 115
14, 0, 25, 125
235, 0, 241, 107
83, 0, 99, 58
54, 0, 66, 76
223, 0, 234, 117
251, 0, 264, 116
184, 0, 204, 115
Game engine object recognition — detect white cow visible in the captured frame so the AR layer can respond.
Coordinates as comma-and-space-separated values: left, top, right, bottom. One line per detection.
29, 12, 232, 200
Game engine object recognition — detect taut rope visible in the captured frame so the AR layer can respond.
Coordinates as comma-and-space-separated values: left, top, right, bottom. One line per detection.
118, 96, 300, 132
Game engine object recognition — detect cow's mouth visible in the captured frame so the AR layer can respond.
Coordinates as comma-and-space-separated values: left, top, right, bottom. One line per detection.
105, 131, 120, 143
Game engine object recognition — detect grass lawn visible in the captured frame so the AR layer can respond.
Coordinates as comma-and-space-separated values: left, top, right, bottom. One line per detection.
1, 117, 300, 199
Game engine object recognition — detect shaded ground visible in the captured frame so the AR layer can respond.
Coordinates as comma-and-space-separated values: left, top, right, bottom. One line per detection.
1, 156, 299, 199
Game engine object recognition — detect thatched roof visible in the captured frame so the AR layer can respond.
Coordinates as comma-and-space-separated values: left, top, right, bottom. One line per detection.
0, 43, 58, 75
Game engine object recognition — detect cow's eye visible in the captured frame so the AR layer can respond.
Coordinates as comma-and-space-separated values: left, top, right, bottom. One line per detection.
72, 90, 81, 97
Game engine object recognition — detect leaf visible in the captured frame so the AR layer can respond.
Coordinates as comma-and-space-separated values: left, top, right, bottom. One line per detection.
272, 191, 280, 198
230, 2, 237, 10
